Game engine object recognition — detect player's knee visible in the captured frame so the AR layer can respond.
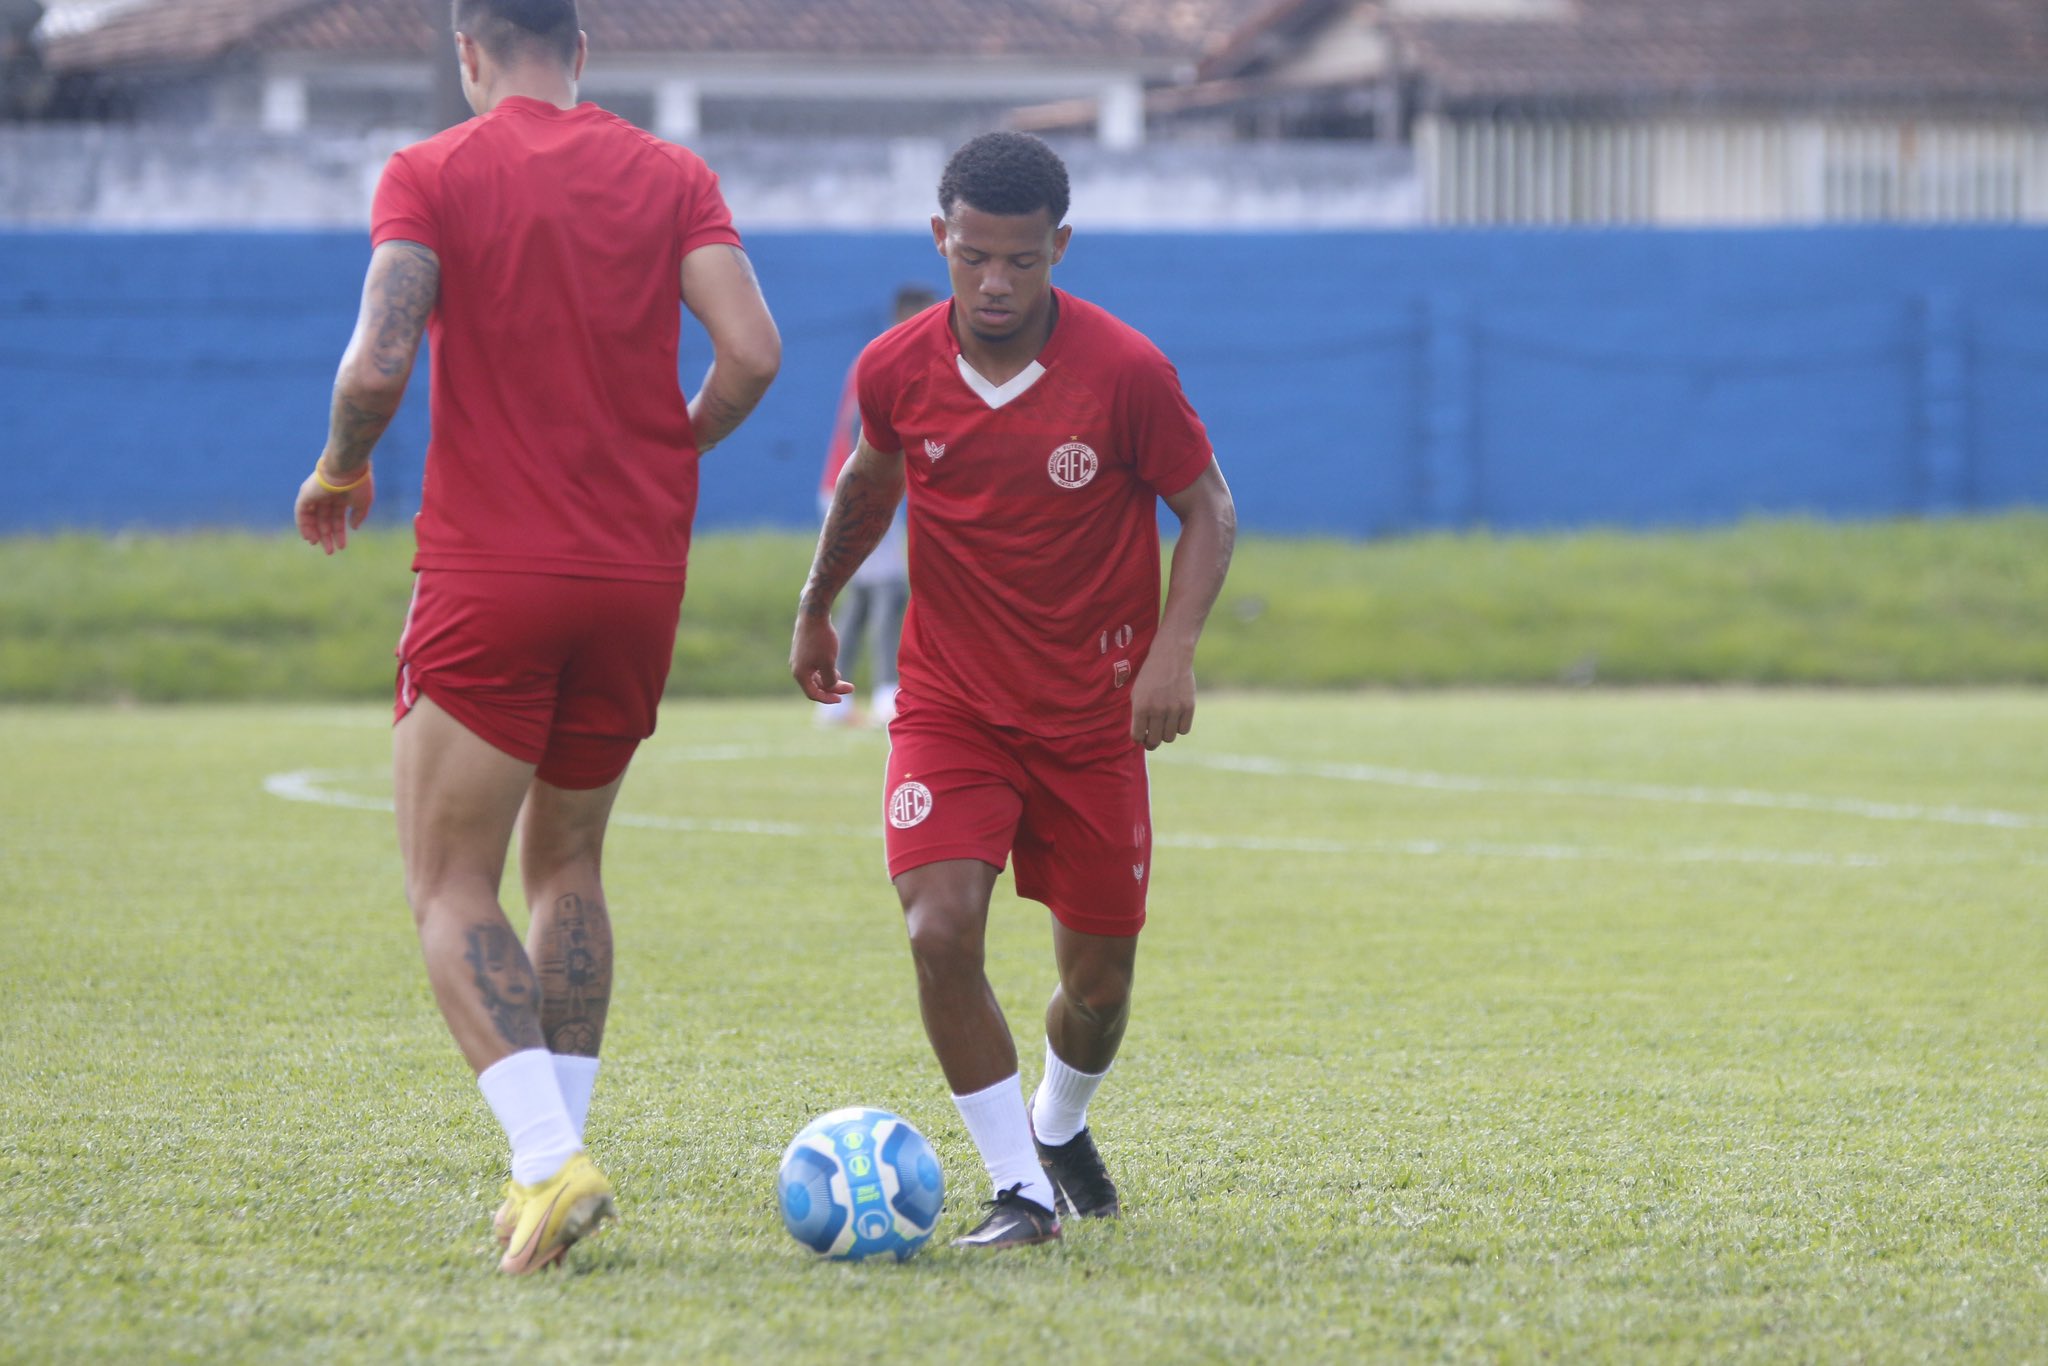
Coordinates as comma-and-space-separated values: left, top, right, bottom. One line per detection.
401, 865, 494, 930
901, 902, 983, 977
1063, 975, 1132, 1031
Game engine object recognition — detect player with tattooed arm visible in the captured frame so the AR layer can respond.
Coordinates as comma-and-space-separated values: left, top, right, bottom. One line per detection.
292, 0, 779, 1274
790, 132, 1235, 1250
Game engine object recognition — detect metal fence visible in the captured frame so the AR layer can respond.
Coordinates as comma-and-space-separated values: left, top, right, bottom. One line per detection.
1419, 114, 2048, 225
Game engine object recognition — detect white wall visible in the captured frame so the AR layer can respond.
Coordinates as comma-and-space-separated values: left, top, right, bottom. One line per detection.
0, 127, 1422, 228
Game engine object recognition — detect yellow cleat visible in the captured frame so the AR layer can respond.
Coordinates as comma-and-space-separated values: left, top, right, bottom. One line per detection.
492, 1181, 518, 1246
497, 1153, 616, 1275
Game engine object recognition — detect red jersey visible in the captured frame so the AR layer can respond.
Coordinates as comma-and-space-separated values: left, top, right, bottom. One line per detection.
856, 290, 1213, 735
371, 97, 742, 582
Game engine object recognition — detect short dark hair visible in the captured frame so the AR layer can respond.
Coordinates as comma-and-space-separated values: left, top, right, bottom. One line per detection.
937, 132, 1070, 225
452, 0, 579, 68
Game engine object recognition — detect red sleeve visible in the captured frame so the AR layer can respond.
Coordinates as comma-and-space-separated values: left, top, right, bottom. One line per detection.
370, 148, 438, 252
676, 153, 744, 256
1123, 347, 1213, 498
855, 341, 903, 457
821, 363, 861, 494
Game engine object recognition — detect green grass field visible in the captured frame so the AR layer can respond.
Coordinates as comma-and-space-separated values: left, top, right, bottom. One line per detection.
2, 693, 2044, 1362
6, 513, 2048, 701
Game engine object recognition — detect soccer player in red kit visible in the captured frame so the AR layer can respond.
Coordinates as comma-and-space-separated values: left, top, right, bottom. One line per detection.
292, 0, 779, 1274
790, 132, 1236, 1249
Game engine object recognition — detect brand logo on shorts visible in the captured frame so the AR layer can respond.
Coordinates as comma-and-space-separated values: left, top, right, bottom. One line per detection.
889, 781, 934, 829
1047, 441, 1098, 489
924, 438, 948, 462
1132, 864, 1146, 881
1113, 660, 1131, 689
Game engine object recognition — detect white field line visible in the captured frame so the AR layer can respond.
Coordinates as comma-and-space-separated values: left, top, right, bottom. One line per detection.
260, 756, 2036, 871
1169, 752, 2044, 831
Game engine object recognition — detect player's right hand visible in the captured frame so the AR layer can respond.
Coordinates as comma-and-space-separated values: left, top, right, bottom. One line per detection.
790, 612, 855, 705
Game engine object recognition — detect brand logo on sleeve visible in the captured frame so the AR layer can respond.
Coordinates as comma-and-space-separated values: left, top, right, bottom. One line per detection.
888, 781, 934, 829
1047, 441, 1098, 489
923, 438, 947, 462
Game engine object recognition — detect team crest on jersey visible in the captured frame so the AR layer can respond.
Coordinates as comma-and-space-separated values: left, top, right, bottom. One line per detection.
1047, 441, 1099, 489
924, 438, 948, 462
889, 781, 934, 829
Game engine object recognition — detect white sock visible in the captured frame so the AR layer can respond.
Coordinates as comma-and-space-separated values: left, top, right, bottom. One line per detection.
1029, 1042, 1109, 1147
951, 1074, 1057, 1211
477, 1048, 583, 1185
552, 1054, 601, 1139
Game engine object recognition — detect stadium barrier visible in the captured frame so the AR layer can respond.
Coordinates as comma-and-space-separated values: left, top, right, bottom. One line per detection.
2, 227, 2042, 536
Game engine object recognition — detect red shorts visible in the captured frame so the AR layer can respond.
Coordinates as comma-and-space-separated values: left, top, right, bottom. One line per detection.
883, 695, 1152, 937
394, 569, 684, 790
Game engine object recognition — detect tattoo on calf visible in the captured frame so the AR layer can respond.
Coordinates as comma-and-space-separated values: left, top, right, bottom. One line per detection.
462, 924, 545, 1050
536, 893, 612, 1057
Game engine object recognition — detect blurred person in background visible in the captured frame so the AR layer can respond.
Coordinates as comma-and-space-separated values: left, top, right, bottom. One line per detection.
291, 0, 778, 1275
0, 0, 51, 118
813, 283, 936, 729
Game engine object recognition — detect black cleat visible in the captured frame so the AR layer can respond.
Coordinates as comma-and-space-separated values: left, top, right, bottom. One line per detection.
950, 1184, 1062, 1250
1034, 1127, 1121, 1219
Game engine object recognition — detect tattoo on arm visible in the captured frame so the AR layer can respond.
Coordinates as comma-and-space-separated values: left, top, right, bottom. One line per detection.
721, 243, 759, 287
533, 893, 612, 1058
801, 456, 902, 617
691, 384, 753, 451
322, 241, 438, 477
462, 924, 545, 1051
365, 242, 438, 379
325, 392, 392, 468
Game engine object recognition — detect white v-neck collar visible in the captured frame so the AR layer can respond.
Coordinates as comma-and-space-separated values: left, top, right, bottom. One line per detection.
956, 354, 1047, 410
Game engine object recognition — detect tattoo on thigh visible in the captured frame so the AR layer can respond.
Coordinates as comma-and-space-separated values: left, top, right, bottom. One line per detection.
463, 924, 545, 1050
536, 893, 612, 1057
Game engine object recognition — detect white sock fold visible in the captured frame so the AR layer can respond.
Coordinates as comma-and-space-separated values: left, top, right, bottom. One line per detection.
552, 1054, 601, 1140
951, 1074, 1057, 1211
477, 1048, 583, 1185
1029, 1042, 1110, 1147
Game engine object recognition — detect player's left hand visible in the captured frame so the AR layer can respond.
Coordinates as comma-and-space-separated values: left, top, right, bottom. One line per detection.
294, 462, 375, 554
1129, 658, 1196, 750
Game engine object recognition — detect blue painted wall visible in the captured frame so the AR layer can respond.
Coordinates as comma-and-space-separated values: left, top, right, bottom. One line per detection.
2, 228, 2044, 536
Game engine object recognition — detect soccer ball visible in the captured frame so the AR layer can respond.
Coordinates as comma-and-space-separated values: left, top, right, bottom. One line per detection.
776, 1107, 944, 1261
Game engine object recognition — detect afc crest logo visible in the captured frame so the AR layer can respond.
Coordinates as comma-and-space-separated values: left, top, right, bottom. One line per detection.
889, 780, 934, 829
1047, 441, 1099, 489
924, 438, 947, 462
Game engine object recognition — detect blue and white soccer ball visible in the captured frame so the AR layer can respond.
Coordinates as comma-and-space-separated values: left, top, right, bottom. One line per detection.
777, 1107, 944, 1262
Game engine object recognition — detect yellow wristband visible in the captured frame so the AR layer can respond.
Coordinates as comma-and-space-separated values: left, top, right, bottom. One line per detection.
314, 463, 371, 493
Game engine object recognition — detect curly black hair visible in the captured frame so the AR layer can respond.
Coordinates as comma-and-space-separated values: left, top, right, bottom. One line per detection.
937, 132, 1070, 224
453, 0, 579, 67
